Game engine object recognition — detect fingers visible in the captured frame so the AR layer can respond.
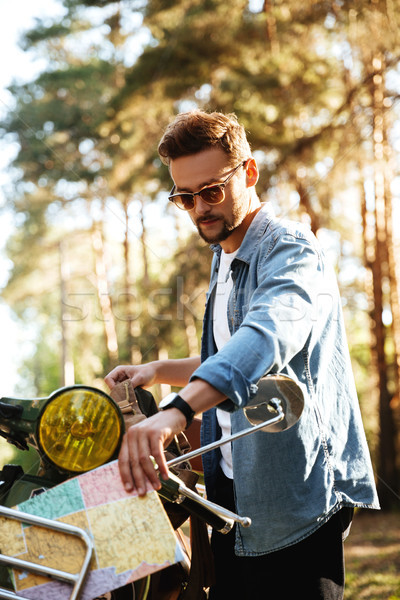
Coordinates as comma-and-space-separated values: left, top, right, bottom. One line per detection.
119, 430, 159, 496
118, 434, 135, 492
105, 363, 156, 390
118, 421, 165, 496
150, 437, 169, 482
104, 366, 132, 389
118, 412, 184, 496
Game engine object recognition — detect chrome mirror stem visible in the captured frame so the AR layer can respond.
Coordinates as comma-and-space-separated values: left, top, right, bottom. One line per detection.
166, 399, 284, 470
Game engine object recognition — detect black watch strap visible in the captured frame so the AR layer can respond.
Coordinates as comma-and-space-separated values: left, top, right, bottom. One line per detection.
160, 394, 195, 429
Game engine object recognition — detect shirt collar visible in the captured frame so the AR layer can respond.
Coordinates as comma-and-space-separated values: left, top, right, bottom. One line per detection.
210, 203, 275, 264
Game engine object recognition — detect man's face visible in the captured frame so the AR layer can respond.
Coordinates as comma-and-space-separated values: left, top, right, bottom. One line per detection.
170, 147, 252, 250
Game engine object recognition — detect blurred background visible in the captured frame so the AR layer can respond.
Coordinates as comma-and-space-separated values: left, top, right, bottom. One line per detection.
0, 0, 399, 511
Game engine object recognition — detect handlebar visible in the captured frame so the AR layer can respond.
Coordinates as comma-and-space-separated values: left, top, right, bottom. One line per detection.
159, 471, 251, 533
166, 399, 285, 470
159, 398, 287, 532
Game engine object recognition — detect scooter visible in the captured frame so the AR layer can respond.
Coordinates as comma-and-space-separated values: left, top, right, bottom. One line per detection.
0, 374, 304, 600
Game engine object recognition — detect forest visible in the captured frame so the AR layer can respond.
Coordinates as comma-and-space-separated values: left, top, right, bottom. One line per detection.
0, 0, 399, 511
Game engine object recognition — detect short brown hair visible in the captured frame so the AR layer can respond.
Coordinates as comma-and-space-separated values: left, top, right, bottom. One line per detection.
158, 110, 251, 166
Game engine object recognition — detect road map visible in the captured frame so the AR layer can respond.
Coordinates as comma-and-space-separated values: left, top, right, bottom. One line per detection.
0, 460, 184, 599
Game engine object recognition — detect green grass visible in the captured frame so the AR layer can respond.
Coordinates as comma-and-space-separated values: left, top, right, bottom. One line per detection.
345, 511, 400, 599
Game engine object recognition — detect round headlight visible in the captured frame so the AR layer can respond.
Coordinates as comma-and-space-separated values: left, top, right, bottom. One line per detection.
38, 386, 123, 473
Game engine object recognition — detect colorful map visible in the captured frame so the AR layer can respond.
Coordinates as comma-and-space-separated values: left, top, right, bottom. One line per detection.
0, 460, 184, 599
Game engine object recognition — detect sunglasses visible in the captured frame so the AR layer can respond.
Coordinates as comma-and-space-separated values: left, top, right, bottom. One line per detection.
168, 160, 248, 211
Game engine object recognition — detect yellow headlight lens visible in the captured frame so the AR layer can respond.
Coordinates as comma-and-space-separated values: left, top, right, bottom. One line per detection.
38, 387, 122, 473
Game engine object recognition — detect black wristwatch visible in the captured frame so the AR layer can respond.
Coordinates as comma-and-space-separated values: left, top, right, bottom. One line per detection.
159, 393, 195, 429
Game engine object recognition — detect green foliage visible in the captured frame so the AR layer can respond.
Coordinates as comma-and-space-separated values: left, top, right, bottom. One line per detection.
20, 23, 72, 48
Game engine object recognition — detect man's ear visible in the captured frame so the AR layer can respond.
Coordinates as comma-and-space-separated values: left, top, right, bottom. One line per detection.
245, 158, 259, 188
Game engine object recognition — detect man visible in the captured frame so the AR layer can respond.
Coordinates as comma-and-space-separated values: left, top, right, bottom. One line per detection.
105, 110, 379, 599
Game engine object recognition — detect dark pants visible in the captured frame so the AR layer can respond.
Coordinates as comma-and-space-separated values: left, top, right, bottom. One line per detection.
209, 470, 353, 600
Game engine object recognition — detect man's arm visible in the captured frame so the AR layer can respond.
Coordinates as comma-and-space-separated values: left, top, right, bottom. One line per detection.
105, 356, 201, 390
105, 356, 227, 495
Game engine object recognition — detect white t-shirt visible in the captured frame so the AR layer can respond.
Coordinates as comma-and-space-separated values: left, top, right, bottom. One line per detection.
213, 248, 238, 479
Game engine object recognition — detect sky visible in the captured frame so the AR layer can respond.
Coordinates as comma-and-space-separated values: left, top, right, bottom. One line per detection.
0, 0, 65, 395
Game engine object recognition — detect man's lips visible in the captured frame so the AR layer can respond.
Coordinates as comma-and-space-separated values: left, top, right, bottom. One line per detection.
197, 217, 220, 226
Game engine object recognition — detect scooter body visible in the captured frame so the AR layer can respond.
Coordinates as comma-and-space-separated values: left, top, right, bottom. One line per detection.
0, 375, 304, 599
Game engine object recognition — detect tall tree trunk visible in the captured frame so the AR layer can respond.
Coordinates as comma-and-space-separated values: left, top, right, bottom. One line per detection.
263, 0, 280, 54
122, 198, 134, 362
383, 125, 400, 399
139, 195, 150, 291
59, 240, 75, 386
295, 175, 321, 234
369, 54, 399, 508
91, 225, 119, 368
129, 194, 152, 365
158, 347, 171, 400
183, 310, 199, 357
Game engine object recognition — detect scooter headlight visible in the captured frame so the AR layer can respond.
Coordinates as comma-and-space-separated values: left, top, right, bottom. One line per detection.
38, 386, 123, 473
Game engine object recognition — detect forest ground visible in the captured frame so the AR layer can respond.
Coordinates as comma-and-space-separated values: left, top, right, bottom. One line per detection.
345, 510, 400, 599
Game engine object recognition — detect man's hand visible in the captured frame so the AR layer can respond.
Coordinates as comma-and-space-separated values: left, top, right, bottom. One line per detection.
105, 363, 226, 496
118, 408, 186, 496
105, 363, 158, 390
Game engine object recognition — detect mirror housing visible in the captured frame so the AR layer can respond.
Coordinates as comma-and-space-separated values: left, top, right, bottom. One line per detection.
244, 374, 304, 432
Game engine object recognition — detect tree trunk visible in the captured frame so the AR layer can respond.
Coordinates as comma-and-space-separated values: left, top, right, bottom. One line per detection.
91, 225, 119, 368
383, 125, 400, 399
183, 310, 199, 357
59, 240, 75, 386
139, 195, 150, 291
122, 198, 134, 362
369, 54, 399, 508
263, 0, 280, 54
158, 347, 171, 400
295, 175, 321, 234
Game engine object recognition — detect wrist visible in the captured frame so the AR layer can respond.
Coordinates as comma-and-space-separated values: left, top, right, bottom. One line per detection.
153, 359, 173, 384
159, 393, 195, 429
150, 359, 167, 385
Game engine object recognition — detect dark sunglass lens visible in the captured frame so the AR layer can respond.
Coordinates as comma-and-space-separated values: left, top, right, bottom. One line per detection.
200, 185, 224, 204
179, 194, 195, 210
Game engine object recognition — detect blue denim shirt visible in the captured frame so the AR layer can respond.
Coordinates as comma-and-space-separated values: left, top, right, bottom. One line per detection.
191, 203, 379, 556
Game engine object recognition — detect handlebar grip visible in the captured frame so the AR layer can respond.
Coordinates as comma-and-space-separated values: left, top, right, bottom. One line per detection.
158, 479, 233, 533
158, 477, 233, 532
158, 473, 249, 533
158, 477, 230, 531
0, 402, 23, 420
178, 496, 233, 533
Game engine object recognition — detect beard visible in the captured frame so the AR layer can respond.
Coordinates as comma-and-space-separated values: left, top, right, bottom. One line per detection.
196, 217, 238, 244
194, 197, 248, 244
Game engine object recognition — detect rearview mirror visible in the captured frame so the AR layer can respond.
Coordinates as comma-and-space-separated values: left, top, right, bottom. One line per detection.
167, 374, 304, 471
244, 373, 304, 432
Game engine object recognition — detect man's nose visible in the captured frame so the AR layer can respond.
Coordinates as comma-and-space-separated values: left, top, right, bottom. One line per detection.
192, 194, 211, 215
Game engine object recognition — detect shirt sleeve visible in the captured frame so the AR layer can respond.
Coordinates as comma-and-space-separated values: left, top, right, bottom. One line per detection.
190, 229, 324, 410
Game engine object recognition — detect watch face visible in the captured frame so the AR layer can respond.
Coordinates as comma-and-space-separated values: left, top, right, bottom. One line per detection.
159, 393, 178, 409
159, 394, 195, 429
